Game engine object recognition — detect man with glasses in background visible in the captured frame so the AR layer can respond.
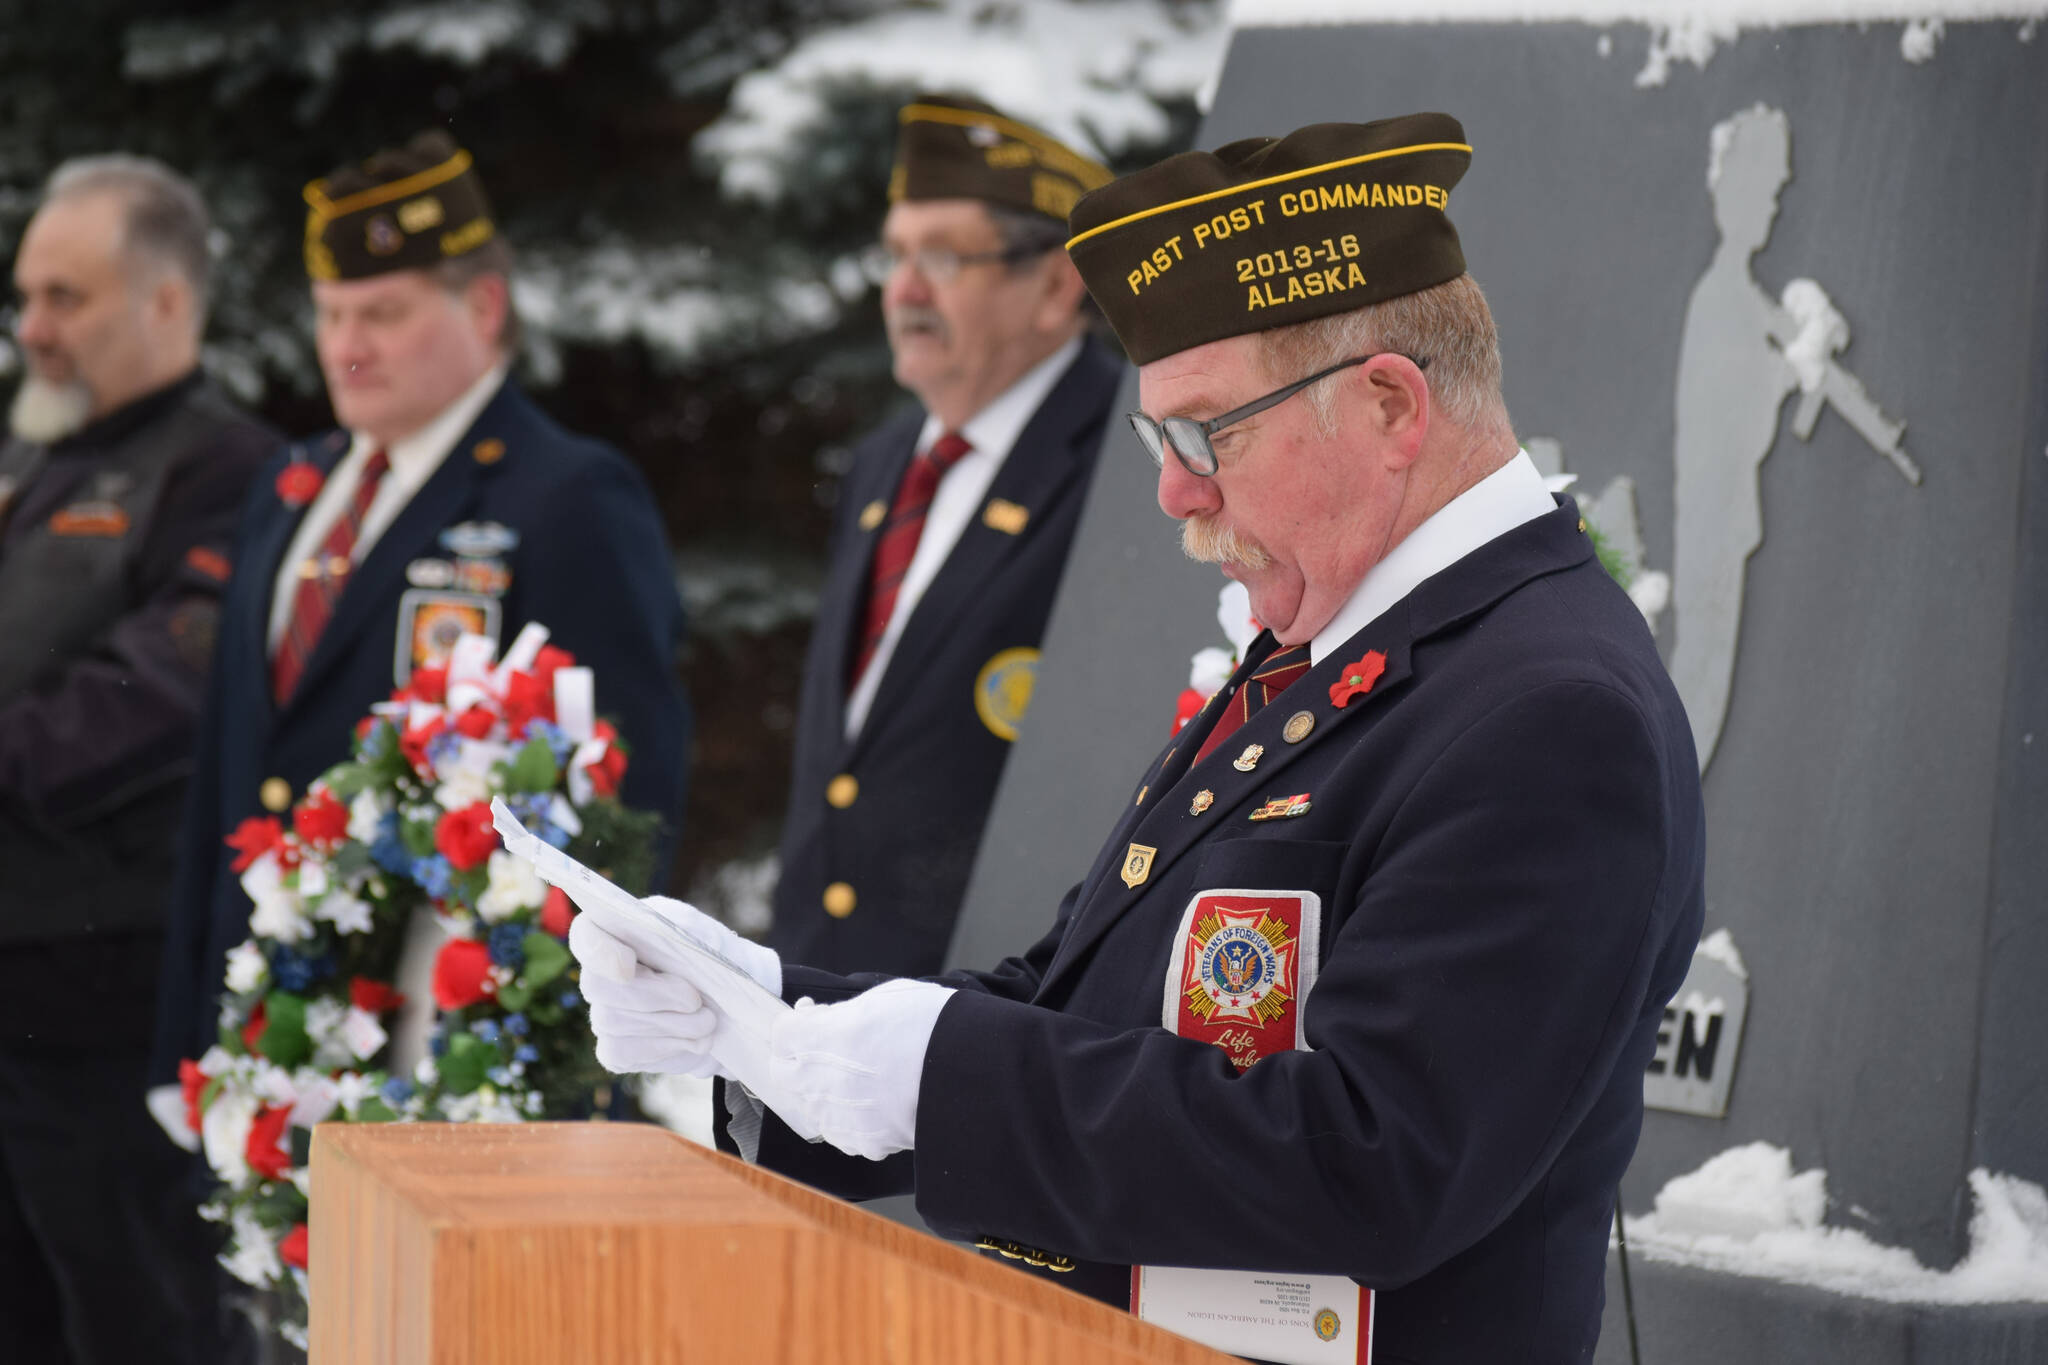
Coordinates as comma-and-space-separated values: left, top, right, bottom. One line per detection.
768, 93, 1120, 977
565, 113, 1706, 1364
0, 154, 275, 1363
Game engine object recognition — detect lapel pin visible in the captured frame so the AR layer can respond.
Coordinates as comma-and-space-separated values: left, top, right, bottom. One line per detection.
1121, 842, 1157, 888
1248, 793, 1312, 822
472, 437, 506, 465
859, 499, 888, 532
1232, 743, 1264, 772
1190, 789, 1214, 815
1135, 784, 1148, 806
1329, 650, 1388, 708
1282, 711, 1315, 743
982, 498, 1030, 535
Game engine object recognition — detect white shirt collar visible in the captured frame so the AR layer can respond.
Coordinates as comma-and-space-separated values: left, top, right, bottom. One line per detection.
913, 335, 1083, 462
1308, 448, 1555, 664
369, 360, 510, 475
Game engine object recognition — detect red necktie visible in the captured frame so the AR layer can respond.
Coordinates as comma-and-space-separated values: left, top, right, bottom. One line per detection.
271, 448, 390, 704
1194, 643, 1312, 764
850, 431, 972, 689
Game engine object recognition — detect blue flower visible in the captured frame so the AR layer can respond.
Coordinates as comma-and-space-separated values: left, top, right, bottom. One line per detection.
370, 816, 411, 875
430, 1031, 449, 1057
503, 1012, 529, 1037
360, 723, 391, 761
425, 730, 460, 765
411, 855, 454, 899
267, 944, 334, 993
514, 1045, 539, 1064
558, 989, 582, 1009
470, 1018, 501, 1044
540, 822, 572, 849
525, 720, 577, 766
381, 1077, 414, 1105
486, 1066, 514, 1087
487, 923, 526, 969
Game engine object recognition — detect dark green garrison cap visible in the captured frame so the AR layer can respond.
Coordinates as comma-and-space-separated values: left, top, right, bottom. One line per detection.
1065, 113, 1473, 364
303, 130, 497, 282
890, 93, 1114, 225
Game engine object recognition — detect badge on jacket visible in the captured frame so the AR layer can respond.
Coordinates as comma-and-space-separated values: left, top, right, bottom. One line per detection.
395, 589, 500, 685
974, 647, 1040, 741
1162, 889, 1322, 1072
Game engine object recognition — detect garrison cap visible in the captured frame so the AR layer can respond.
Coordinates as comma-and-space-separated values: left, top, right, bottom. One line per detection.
303, 130, 498, 282
890, 93, 1114, 225
1065, 113, 1473, 365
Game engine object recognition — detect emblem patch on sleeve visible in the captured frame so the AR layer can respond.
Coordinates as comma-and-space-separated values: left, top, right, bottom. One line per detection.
1163, 889, 1322, 1071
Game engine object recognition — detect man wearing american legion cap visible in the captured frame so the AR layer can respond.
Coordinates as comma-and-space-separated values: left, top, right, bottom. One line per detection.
567, 113, 1706, 1363
766, 94, 1122, 977
150, 131, 691, 1097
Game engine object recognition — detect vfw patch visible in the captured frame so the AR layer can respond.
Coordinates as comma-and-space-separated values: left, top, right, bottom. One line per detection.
1163, 889, 1321, 1072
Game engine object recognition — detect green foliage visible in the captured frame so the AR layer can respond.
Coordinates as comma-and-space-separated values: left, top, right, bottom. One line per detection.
1586, 520, 1634, 589
521, 932, 571, 989
256, 993, 313, 1069
505, 737, 560, 794
438, 1032, 492, 1096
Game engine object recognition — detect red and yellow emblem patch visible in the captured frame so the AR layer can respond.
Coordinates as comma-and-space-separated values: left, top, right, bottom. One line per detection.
1163, 890, 1321, 1071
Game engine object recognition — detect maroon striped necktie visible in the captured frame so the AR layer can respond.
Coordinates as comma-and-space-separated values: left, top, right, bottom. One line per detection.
271, 448, 390, 704
849, 431, 972, 689
1193, 643, 1313, 764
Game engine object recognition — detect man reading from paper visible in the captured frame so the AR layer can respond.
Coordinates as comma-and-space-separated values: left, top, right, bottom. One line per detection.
552, 114, 1705, 1365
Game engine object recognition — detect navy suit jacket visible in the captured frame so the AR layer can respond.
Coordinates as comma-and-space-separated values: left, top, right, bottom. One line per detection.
733, 499, 1705, 1364
768, 338, 1118, 976
152, 379, 689, 1082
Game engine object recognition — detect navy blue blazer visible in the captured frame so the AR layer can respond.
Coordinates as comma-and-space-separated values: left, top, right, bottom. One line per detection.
767, 338, 1118, 976
734, 499, 1705, 1364
151, 379, 689, 1083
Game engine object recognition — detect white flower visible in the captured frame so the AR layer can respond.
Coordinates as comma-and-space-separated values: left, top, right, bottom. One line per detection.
476, 848, 547, 922
1188, 645, 1236, 696
434, 768, 495, 811
295, 859, 328, 899
314, 889, 374, 937
288, 1073, 339, 1130
305, 998, 352, 1070
242, 858, 313, 944
201, 1087, 259, 1186
347, 787, 392, 844
1216, 581, 1258, 657
342, 1006, 388, 1062
221, 1209, 282, 1288
250, 1058, 298, 1106
197, 1045, 234, 1077
414, 1056, 439, 1088
333, 1071, 377, 1116
223, 940, 268, 994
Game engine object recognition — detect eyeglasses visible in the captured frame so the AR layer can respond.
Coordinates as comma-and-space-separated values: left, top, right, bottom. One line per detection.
1128, 352, 1429, 478
858, 242, 1048, 287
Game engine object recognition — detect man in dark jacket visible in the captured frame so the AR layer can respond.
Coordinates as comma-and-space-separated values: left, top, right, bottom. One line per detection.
570, 115, 1706, 1365
770, 94, 1120, 976
0, 155, 275, 1364
150, 132, 690, 1104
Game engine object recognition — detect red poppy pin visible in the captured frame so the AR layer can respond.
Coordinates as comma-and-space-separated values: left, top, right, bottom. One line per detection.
1329, 650, 1387, 708
275, 462, 324, 507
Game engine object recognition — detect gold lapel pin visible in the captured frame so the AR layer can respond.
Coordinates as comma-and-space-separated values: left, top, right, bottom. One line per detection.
1282, 711, 1315, 743
859, 500, 887, 532
472, 438, 506, 465
1190, 789, 1214, 815
982, 498, 1030, 535
1121, 842, 1156, 888
1232, 743, 1264, 772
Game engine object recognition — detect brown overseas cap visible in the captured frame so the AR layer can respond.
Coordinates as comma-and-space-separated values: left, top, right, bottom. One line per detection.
1064, 113, 1473, 365
303, 130, 498, 282
890, 93, 1114, 225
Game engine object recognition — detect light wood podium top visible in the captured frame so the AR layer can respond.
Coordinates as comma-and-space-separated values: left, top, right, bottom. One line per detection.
310, 1121, 1235, 1364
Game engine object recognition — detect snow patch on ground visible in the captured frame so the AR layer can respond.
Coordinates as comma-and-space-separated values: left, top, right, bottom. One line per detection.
1694, 927, 1748, 978
690, 852, 780, 939
699, 0, 1228, 202
1629, 1144, 2048, 1303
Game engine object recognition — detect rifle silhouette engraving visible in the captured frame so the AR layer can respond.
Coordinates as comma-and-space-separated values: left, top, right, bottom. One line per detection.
1771, 279, 1922, 486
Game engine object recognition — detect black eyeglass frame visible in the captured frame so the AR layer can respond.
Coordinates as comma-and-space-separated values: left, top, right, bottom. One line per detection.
1127, 351, 1429, 478
858, 241, 1055, 287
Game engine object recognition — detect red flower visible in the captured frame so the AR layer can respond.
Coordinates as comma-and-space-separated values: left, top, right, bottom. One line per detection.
354, 716, 376, 743
246, 1104, 292, 1181
399, 715, 446, 776
274, 463, 324, 507
432, 938, 496, 1009
1328, 650, 1387, 708
500, 669, 553, 737
452, 705, 496, 740
278, 1223, 309, 1271
1171, 687, 1207, 735
398, 665, 447, 705
178, 1058, 209, 1133
349, 977, 406, 1014
241, 1002, 268, 1054
434, 802, 498, 871
584, 720, 627, 798
539, 886, 575, 938
293, 789, 349, 847
531, 644, 576, 693
225, 816, 284, 873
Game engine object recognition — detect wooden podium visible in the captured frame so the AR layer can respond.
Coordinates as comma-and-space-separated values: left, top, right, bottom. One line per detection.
310, 1122, 1234, 1363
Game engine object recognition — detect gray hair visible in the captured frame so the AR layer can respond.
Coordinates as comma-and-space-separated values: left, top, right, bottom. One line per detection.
983, 201, 1097, 321
44, 154, 213, 323
430, 235, 521, 356
1257, 273, 1512, 442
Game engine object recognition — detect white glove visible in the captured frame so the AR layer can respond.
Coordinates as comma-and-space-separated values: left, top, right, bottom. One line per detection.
767, 978, 956, 1161
570, 914, 723, 1077
630, 894, 783, 996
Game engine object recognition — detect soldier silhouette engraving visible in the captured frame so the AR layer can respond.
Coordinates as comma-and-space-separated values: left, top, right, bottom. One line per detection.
1669, 104, 1920, 772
